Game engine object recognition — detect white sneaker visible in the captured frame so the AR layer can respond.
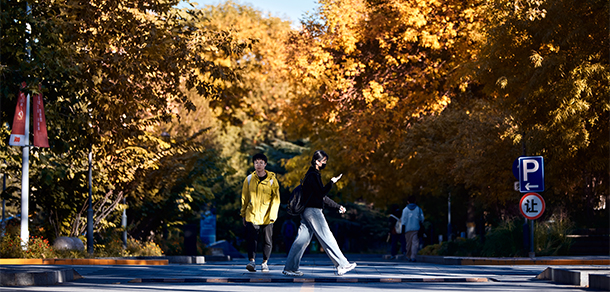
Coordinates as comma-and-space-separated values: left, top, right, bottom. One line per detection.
261, 262, 269, 273
337, 262, 357, 276
246, 260, 256, 272
282, 270, 304, 277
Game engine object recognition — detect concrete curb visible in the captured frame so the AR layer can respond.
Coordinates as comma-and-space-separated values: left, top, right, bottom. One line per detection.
128, 277, 489, 283
417, 255, 610, 266
0, 267, 81, 286
106, 256, 209, 264
537, 267, 610, 290
0, 255, 232, 266
0, 258, 169, 265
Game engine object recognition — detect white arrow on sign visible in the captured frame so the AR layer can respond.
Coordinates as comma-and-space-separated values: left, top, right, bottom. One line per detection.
525, 183, 539, 190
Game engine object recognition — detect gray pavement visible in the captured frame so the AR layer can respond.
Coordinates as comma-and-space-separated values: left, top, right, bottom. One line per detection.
1, 254, 609, 291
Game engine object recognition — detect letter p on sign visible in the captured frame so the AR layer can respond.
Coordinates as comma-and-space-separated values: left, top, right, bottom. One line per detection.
522, 159, 539, 181
518, 156, 544, 193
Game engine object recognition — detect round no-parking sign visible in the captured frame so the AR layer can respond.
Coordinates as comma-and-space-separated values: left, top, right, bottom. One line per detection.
519, 192, 545, 220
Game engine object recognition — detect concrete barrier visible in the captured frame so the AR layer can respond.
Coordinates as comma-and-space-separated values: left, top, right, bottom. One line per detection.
589, 273, 610, 291
0, 268, 80, 286
537, 267, 610, 288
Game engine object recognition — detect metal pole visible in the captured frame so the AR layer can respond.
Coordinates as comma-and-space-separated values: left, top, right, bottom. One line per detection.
87, 146, 93, 254
2, 159, 6, 237
447, 193, 453, 241
20, 95, 30, 249
530, 219, 535, 258
122, 197, 127, 249
20, 2, 33, 250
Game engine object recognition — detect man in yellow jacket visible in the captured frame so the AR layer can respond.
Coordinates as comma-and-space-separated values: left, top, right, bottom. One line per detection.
241, 153, 280, 273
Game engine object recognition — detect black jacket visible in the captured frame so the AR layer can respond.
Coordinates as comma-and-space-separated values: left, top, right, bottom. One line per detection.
303, 166, 341, 209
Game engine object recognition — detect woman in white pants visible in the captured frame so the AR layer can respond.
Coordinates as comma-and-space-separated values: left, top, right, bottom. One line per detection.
283, 150, 356, 276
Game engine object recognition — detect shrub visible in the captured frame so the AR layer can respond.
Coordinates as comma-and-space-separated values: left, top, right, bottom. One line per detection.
126, 238, 163, 257
0, 233, 56, 259
94, 236, 127, 257
54, 248, 89, 259
418, 237, 482, 256
158, 229, 183, 256
535, 214, 574, 256
419, 243, 442, 255
481, 218, 525, 257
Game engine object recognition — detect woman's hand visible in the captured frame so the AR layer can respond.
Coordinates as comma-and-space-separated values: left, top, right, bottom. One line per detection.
339, 206, 346, 214
331, 173, 343, 183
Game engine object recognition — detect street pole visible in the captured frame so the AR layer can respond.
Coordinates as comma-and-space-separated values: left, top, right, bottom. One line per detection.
87, 146, 93, 254
2, 159, 6, 237
522, 134, 535, 257
20, 97, 30, 249
19, 2, 33, 250
447, 193, 453, 241
530, 219, 535, 258
122, 197, 127, 249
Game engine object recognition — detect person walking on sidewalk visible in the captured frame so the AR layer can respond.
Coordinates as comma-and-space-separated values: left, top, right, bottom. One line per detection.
283, 150, 357, 277
241, 153, 280, 273
401, 195, 424, 262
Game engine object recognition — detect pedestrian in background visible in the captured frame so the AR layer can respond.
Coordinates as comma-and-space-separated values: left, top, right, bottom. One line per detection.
401, 195, 424, 262
388, 204, 406, 259
281, 218, 297, 254
240, 153, 280, 273
283, 150, 356, 276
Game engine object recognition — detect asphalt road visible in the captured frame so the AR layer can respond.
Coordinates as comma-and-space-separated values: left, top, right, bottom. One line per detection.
1, 254, 601, 292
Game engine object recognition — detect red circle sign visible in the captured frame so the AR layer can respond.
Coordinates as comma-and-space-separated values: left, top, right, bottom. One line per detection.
519, 192, 545, 220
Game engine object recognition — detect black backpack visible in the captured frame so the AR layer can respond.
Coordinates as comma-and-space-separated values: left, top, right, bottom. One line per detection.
287, 174, 310, 216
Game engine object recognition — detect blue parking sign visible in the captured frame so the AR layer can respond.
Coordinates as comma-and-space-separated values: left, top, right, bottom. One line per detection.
518, 156, 544, 193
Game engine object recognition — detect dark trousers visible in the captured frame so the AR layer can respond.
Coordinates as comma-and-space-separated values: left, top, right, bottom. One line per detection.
245, 222, 273, 261
390, 233, 406, 256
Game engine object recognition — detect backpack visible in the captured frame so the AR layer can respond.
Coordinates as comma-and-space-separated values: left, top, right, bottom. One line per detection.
287, 174, 310, 216
389, 214, 402, 234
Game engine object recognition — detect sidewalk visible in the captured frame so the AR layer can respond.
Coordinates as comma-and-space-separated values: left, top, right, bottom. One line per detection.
1, 254, 609, 289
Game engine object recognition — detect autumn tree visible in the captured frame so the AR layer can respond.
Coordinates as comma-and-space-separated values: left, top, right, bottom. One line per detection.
139, 1, 306, 244
0, 0, 251, 240
282, 0, 487, 205
282, 0, 607, 231
468, 0, 609, 225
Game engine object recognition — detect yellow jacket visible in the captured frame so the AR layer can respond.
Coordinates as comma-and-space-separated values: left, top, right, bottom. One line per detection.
240, 171, 280, 225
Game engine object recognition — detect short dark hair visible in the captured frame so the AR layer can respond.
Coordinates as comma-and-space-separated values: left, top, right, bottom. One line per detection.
310, 150, 329, 167
252, 153, 267, 163
408, 195, 416, 203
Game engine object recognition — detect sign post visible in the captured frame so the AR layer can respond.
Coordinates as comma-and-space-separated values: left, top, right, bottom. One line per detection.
514, 156, 545, 258
520, 192, 545, 258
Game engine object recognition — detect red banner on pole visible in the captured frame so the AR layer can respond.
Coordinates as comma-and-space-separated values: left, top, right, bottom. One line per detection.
32, 85, 49, 148
9, 83, 28, 146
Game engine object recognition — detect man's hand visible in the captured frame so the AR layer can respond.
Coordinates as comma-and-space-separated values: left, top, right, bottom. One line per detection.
331, 173, 343, 183
339, 206, 346, 214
